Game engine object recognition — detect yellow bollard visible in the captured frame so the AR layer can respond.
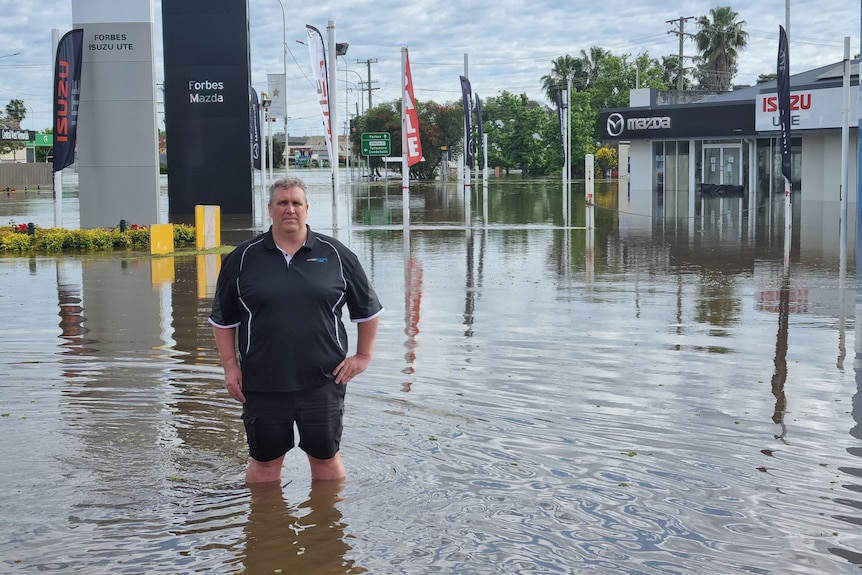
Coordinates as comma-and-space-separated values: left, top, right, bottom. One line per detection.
195, 205, 221, 250
150, 223, 174, 255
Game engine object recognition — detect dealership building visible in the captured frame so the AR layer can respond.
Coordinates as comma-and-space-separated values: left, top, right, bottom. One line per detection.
598, 60, 859, 252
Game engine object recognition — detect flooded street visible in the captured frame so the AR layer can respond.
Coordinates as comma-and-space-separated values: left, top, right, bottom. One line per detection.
2, 170, 862, 573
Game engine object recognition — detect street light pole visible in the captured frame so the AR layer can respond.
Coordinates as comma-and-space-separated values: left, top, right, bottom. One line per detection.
327, 21, 339, 230
275, 0, 288, 176
340, 68, 365, 179
340, 58, 351, 181
261, 93, 273, 189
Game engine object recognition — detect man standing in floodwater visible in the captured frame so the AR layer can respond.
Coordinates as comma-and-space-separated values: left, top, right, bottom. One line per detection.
209, 176, 383, 484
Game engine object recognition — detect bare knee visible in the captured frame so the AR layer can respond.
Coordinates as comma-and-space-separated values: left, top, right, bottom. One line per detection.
307, 452, 345, 481
245, 455, 284, 485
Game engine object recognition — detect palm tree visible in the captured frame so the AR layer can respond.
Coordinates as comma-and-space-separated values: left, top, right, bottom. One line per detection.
5, 99, 27, 124
694, 6, 748, 92
578, 46, 611, 90
541, 54, 584, 103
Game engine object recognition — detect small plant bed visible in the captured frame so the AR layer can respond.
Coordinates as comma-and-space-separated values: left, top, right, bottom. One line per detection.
0, 223, 197, 254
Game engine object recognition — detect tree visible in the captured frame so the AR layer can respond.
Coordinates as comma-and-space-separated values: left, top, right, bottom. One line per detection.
481, 91, 554, 177
588, 54, 639, 111
661, 55, 692, 90
349, 99, 462, 179
694, 6, 749, 92
633, 53, 673, 92
349, 101, 399, 175
541, 54, 585, 102
5, 99, 26, 122
415, 100, 463, 179
577, 46, 612, 90
568, 90, 597, 177
0, 99, 28, 157
593, 145, 618, 176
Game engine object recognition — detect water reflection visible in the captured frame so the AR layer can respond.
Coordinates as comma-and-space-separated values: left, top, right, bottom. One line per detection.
768, 271, 790, 443
832, 228, 862, 564
242, 481, 366, 574
4, 174, 862, 573
402, 228, 422, 392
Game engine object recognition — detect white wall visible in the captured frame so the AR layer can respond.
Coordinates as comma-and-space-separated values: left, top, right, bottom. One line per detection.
618, 139, 654, 235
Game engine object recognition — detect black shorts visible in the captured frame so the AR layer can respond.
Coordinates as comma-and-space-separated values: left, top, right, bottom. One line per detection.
241, 384, 346, 462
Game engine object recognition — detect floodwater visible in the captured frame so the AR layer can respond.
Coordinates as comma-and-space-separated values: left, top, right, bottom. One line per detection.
2, 169, 862, 574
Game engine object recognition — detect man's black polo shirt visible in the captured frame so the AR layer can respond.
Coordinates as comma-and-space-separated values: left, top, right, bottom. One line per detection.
209, 226, 383, 392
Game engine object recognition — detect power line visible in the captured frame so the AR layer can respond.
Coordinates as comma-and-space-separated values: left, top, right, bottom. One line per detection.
666, 16, 696, 90
355, 58, 379, 110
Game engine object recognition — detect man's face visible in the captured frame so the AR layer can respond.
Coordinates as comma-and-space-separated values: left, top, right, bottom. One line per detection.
268, 185, 309, 234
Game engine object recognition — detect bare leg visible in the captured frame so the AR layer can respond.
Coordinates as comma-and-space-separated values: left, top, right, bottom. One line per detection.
307, 452, 345, 481
245, 455, 285, 485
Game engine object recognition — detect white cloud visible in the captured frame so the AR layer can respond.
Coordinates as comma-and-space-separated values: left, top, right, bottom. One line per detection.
0, 0, 856, 136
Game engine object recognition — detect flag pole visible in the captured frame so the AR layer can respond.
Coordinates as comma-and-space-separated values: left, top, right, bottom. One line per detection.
840, 36, 850, 262
463, 54, 471, 229
783, 5, 791, 267
401, 47, 410, 229
52, 28, 62, 228
327, 21, 339, 232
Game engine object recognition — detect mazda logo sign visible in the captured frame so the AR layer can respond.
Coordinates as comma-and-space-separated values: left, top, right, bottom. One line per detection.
607, 113, 624, 137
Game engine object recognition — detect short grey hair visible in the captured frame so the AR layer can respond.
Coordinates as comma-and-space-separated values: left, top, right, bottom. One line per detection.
268, 176, 308, 203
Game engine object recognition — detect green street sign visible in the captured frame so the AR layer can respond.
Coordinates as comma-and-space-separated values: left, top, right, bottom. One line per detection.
361, 132, 390, 157
30, 133, 53, 146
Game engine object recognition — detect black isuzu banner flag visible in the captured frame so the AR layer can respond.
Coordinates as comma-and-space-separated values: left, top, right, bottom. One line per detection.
53, 29, 83, 172
777, 25, 791, 182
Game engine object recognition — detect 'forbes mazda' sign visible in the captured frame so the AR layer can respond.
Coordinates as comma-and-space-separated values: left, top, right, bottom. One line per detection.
599, 102, 753, 140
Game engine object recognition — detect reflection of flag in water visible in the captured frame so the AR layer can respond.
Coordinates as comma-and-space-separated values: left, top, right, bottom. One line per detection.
777, 25, 791, 182
402, 49, 423, 166
459, 75, 474, 168
404, 257, 423, 374
53, 28, 83, 173
475, 94, 484, 170
306, 25, 334, 167
250, 88, 262, 170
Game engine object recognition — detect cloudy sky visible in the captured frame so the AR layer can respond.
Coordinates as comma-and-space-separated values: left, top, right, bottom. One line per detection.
0, 1, 858, 138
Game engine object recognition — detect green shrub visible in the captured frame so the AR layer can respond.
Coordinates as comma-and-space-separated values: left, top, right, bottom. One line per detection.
1, 223, 197, 254
37, 229, 67, 252
110, 229, 133, 248
126, 227, 150, 248
173, 224, 195, 245
90, 229, 114, 250
0, 231, 32, 252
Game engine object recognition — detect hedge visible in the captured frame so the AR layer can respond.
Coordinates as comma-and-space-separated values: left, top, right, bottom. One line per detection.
0, 223, 196, 254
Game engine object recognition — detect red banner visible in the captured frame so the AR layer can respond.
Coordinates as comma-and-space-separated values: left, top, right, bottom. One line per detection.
403, 50, 422, 166
306, 25, 334, 167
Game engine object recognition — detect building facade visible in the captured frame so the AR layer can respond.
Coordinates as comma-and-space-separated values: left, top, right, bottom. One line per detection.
598, 60, 859, 254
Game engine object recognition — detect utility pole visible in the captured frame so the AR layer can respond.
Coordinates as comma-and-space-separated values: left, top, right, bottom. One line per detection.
356, 58, 379, 110
666, 16, 695, 90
